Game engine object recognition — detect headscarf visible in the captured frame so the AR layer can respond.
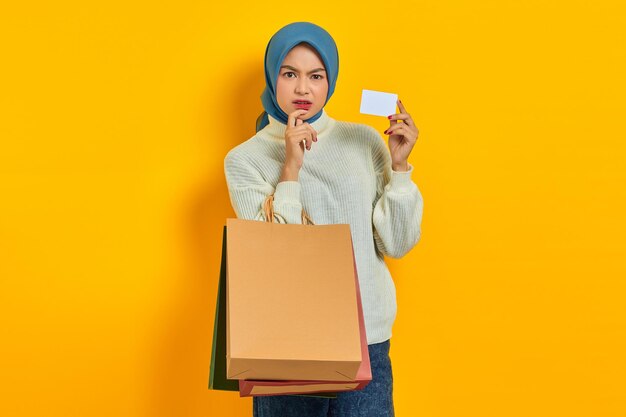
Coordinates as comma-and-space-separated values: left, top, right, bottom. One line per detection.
256, 22, 339, 132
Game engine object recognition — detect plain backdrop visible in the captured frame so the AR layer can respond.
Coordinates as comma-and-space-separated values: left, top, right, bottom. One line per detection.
1, 1, 625, 416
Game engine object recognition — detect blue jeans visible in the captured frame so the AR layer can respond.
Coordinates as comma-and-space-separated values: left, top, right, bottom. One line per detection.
252, 339, 394, 417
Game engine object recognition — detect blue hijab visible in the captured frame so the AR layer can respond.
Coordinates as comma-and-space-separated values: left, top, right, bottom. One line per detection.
256, 22, 339, 132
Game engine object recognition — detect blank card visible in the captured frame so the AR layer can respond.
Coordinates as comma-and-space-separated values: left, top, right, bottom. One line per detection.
359, 89, 398, 117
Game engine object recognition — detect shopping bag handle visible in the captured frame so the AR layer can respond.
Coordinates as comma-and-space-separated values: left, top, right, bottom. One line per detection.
263, 194, 315, 225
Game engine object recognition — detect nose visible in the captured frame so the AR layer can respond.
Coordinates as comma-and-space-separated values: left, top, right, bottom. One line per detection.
295, 77, 310, 95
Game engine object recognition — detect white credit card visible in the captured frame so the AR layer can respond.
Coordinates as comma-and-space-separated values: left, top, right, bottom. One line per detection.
359, 89, 398, 117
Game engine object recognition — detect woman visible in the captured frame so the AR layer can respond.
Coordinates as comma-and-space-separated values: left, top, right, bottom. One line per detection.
224, 21, 423, 417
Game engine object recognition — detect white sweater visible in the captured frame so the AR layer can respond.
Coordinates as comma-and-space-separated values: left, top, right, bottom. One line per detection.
223, 109, 424, 344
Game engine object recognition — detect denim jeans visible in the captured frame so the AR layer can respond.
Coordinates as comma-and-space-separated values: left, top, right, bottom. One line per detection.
252, 339, 394, 417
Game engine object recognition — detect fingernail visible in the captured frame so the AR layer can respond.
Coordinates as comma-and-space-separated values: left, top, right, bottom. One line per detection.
387, 115, 393, 119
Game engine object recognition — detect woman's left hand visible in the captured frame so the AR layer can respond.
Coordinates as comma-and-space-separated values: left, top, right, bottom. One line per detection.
384, 99, 419, 171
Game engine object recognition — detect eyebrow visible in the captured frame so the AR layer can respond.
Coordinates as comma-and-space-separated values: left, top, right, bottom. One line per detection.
280, 65, 326, 74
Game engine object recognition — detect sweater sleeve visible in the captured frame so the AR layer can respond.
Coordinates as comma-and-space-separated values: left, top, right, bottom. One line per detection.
224, 150, 305, 224
370, 132, 424, 259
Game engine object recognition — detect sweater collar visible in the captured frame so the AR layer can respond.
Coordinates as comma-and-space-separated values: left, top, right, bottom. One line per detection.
262, 108, 334, 140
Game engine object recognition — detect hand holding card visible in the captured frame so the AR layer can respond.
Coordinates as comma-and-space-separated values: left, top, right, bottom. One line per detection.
359, 89, 420, 171
384, 99, 420, 171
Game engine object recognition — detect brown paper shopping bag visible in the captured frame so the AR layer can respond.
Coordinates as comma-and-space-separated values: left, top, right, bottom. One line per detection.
226, 195, 363, 382
208, 225, 338, 398
237, 230, 372, 396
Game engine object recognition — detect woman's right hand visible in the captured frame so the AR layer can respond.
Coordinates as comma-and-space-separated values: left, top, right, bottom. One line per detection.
283, 109, 318, 174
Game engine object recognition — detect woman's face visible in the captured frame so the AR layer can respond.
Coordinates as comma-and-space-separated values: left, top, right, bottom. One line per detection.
276, 43, 329, 119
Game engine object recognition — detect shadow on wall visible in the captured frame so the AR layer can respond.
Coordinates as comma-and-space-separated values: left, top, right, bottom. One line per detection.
146, 61, 265, 416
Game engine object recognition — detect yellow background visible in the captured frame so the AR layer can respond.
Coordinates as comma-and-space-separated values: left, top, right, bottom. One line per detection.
1, 1, 625, 416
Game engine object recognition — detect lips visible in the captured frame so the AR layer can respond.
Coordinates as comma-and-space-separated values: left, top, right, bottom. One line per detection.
293, 100, 312, 109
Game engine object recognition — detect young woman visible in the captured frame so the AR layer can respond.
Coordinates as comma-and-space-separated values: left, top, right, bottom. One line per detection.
224, 21, 423, 417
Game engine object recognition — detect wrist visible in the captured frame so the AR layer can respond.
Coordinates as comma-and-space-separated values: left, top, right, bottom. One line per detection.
280, 164, 300, 182
392, 161, 409, 172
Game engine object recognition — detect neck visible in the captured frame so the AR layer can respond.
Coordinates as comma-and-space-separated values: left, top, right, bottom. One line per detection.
263, 109, 334, 139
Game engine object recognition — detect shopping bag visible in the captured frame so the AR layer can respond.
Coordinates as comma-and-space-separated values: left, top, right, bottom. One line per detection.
208, 226, 239, 391
237, 231, 372, 397
209, 225, 338, 398
226, 195, 363, 382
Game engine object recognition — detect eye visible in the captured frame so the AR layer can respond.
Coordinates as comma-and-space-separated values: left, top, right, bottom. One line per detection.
283, 71, 296, 78
312, 74, 324, 80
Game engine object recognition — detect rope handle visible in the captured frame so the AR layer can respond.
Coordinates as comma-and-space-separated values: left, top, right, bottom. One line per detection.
262, 194, 314, 225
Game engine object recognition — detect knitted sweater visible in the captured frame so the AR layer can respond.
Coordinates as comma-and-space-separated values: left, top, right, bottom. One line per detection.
223, 109, 424, 344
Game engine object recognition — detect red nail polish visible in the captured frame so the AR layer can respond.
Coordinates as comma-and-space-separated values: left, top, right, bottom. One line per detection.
387, 115, 392, 119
